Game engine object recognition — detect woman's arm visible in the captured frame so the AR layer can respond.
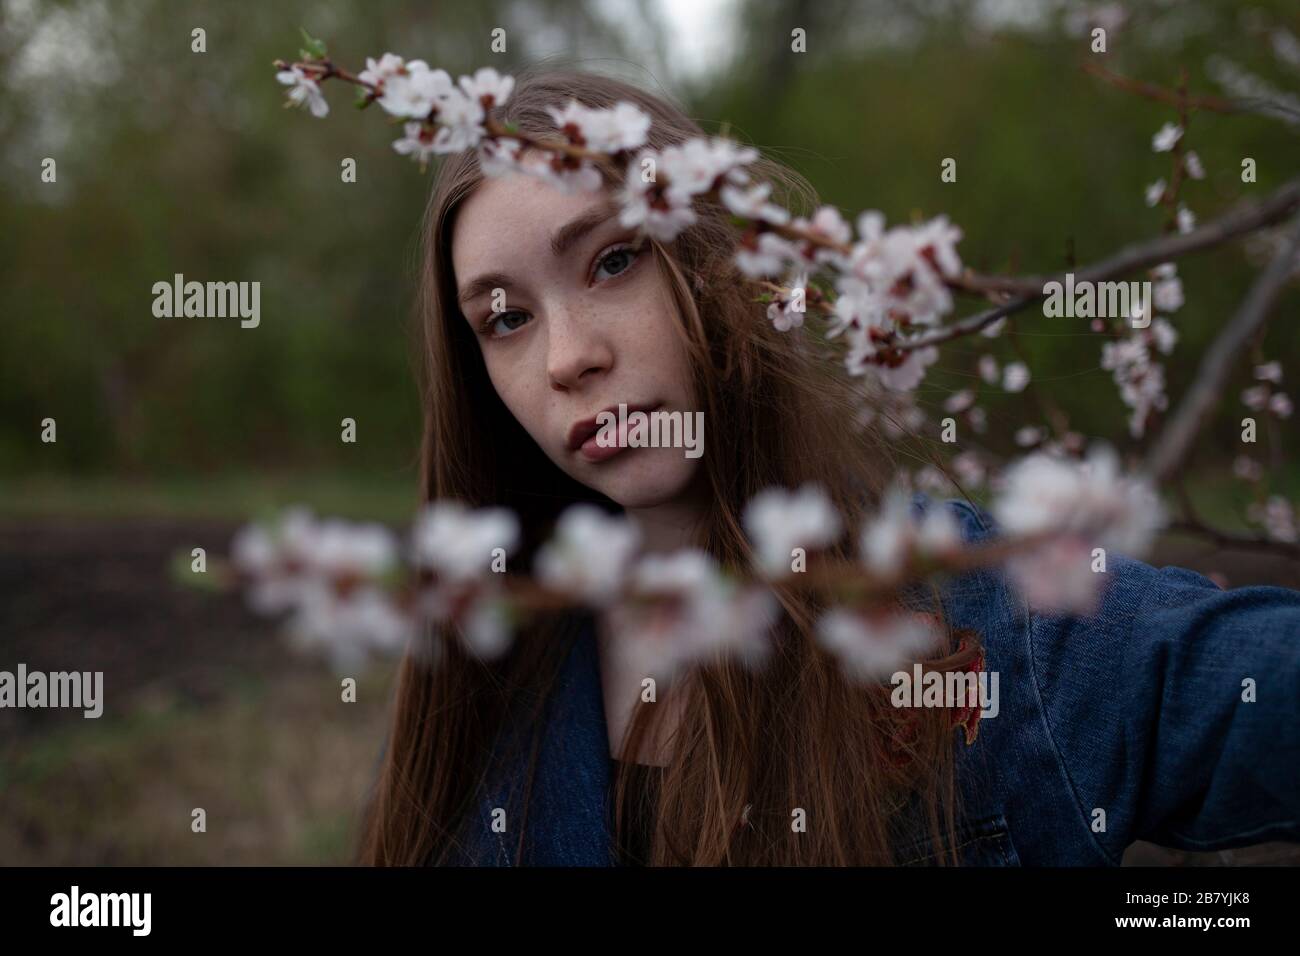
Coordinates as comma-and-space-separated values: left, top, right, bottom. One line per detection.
936, 496, 1300, 864
1030, 552, 1300, 858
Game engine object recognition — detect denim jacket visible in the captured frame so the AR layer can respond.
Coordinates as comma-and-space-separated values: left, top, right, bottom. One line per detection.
440, 498, 1300, 866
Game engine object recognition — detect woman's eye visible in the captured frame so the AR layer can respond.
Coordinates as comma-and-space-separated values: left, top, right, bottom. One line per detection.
485, 310, 530, 338
593, 244, 640, 282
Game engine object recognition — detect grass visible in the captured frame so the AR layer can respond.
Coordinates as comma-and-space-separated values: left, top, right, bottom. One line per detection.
0, 665, 395, 865
0, 472, 421, 524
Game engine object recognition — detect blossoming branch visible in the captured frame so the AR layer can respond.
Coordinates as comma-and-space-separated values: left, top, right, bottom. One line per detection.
273, 36, 1299, 412
210, 446, 1161, 683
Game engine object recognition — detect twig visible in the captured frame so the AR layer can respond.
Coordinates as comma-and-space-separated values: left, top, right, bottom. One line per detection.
1145, 213, 1300, 483
897, 179, 1300, 351
1165, 519, 1300, 562
1081, 62, 1242, 114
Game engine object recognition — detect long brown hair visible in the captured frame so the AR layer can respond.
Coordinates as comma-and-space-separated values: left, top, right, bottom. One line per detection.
358, 65, 980, 866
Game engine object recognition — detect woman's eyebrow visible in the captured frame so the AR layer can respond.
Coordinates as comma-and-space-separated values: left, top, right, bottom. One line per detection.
548, 200, 619, 259
457, 200, 621, 308
458, 271, 513, 307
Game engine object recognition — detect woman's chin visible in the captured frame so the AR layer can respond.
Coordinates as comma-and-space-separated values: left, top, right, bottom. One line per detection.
579, 451, 702, 512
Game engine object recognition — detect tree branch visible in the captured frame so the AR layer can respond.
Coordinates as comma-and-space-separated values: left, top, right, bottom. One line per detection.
1165, 519, 1300, 562
1081, 62, 1241, 115
899, 178, 1300, 351
1145, 213, 1300, 483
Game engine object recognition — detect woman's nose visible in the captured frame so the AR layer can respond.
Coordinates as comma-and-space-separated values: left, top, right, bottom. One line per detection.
547, 308, 614, 392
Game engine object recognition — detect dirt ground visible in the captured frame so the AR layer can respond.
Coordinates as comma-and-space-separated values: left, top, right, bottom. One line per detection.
1, 517, 1296, 865
0, 517, 394, 864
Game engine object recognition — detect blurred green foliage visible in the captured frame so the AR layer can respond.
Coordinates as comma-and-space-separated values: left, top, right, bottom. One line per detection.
2, 0, 1296, 504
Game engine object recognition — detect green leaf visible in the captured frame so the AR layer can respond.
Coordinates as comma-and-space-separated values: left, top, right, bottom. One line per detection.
299, 26, 328, 59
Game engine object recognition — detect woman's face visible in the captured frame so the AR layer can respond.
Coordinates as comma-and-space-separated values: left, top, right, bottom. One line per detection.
451, 165, 704, 511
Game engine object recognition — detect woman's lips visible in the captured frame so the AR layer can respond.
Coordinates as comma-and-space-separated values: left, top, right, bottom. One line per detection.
578, 433, 628, 463
573, 403, 662, 463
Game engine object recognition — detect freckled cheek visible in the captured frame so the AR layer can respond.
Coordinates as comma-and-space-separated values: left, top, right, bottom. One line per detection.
622, 300, 691, 392
609, 277, 679, 350
484, 351, 553, 448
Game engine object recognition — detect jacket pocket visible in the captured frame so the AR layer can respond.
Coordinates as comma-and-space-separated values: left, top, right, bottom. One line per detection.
896, 814, 1021, 866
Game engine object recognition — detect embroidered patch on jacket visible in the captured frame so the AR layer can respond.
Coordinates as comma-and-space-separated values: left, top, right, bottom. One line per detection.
951, 632, 985, 746
883, 628, 985, 767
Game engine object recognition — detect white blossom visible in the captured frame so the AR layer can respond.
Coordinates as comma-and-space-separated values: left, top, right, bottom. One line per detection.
1150, 317, 1178, 355
1144, 179, 1167, 207
860, 488, 959, 576
618, 149, 697, 240
1241, 384, 1271, 410
411, 501, 519, 581
1255, 360, 1283, 383
358, 53, 406, 89
951, 451, 986, 488
734, 230, 799, 279
458, 67, 514, 109
815, 608, 942, 682
1153, 274, 1184, 312
311, 520, 399, 580
477, 136, 524, 177
1233, 455, 1263, 482
791, 206, 853, 268
1015, 425, 1044, 447
534, 157, 605, 194
392, 122, 437, 165
659, 137, 758, 201
606, 550, 776, 680
993, 444, 1164, 608
719, 181, 791, 224
1101, 335, 1167, 438
456, 589, 515, 659
1003, 536, 1099, 615
744, 483, 843, 577
767, 272, 809, 331
287, 582, 414, 672
535, 504, 640, 603
375, 60, 454, 119
943, 389, 975, 414
547, 99, 651, 153
1152, 122, 1183, 152
912, 215, 965, 278
859, 345, 939, 392
1002, 361, 1030, 393
1250, 496, 1297, 543
231, 509, 397, 619
276, 65, 329, 118
430, 87, 487, 153
1184, 151, 1205, 180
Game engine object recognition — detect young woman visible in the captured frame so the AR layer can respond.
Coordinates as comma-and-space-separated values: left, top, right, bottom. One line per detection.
357, 67, 1300, 866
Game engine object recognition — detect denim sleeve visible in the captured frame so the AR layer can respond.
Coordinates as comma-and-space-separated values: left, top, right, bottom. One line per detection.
1029, 551, 1300, 859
